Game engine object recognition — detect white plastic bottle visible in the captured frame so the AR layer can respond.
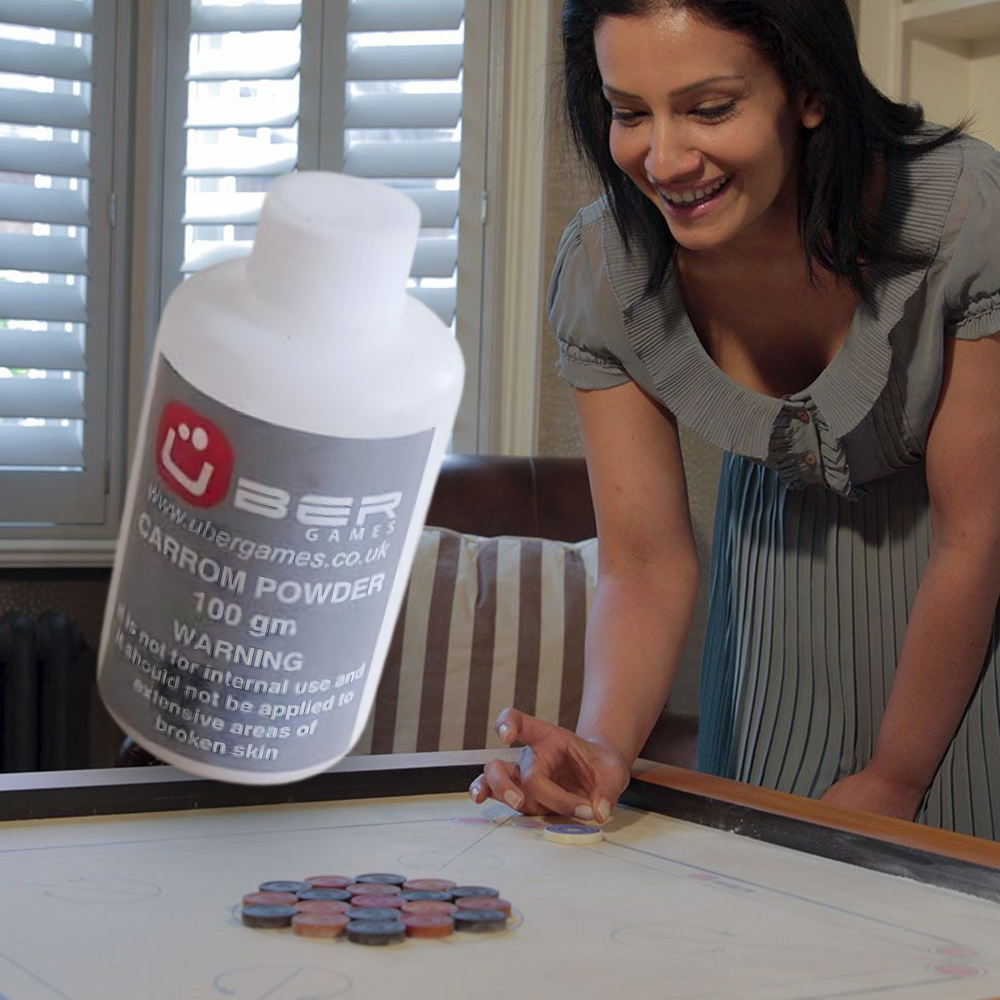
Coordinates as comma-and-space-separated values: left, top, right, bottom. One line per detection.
97, 172, 464, 784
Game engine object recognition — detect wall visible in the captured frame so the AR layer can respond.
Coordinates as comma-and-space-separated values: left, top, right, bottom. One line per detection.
970, 37, 1000, 145
907, 28, 1000, 150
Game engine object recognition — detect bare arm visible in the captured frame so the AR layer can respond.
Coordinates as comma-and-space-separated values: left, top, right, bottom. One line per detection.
824, 331, 1000, 817
472, 380, 698, 821
573, 381, 700, 763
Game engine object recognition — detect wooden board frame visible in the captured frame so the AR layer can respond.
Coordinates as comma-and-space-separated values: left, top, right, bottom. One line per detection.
2, 751, 999, 904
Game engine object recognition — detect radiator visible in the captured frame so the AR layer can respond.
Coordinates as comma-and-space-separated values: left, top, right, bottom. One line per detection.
0, 611, 95, 772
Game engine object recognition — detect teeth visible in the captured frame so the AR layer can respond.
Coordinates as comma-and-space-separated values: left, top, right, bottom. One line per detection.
662, 175, 728, 205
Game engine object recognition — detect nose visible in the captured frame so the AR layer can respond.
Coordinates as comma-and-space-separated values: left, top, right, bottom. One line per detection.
644, 118, 703, 185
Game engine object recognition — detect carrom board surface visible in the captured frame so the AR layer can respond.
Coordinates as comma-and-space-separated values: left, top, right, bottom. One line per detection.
1, 790, 999, 1000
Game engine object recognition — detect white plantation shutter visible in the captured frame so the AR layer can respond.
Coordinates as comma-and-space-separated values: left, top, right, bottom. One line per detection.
342, 0, 465, 328
0, 0, 495, 557
161, 0, 302, 285
163, 0, 486, 338
0, 0, 120, 527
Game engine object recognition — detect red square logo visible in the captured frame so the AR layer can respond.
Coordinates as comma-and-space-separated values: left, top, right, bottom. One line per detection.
155, 401, 234, 508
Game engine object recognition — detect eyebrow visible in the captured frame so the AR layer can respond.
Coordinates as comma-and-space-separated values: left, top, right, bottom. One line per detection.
602, 75, 747, 100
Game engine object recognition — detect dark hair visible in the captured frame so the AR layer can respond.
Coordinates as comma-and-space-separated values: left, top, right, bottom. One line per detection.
561, 0, 966, 300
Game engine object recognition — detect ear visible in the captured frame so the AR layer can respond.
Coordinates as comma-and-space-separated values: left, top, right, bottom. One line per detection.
798, 91, 825, 130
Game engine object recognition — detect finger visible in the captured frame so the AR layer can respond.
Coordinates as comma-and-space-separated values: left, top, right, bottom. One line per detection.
517, 747, 594, 818
470, 758, 550, 817
493, 707, 521, 746
555, 737, 629, 824
495, 707, 564, 748
590, 795, 615, 824
588, 783, 619, 824
585, 758, 630, 823
469, 762, 510, 804
468, 771, 490, 805
521, 767, 594, 818
481, 758, 529, 811
522, 738, 622, 822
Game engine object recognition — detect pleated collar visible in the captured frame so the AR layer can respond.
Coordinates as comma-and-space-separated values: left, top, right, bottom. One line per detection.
600, 135, 964, 494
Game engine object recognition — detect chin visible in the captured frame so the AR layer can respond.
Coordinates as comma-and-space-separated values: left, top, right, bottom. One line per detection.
664, 224, 732, 254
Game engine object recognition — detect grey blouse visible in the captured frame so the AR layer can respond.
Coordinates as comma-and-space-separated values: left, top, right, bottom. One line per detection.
549, 133, 1000, 497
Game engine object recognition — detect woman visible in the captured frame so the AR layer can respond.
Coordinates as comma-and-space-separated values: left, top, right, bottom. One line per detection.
471, 0, 1000, 839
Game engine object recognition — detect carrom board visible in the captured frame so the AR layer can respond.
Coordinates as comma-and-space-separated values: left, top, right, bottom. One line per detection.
0, 754, 998, 1000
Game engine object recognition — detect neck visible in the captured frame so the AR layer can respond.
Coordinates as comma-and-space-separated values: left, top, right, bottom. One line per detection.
682, 175, 804, 276
679, 155, 887, 279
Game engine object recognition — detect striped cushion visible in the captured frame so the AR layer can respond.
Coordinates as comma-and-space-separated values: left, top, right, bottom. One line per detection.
350, 528, 598, 754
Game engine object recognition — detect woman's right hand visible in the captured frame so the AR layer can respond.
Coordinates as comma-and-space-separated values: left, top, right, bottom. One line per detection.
469, 708, 631, 824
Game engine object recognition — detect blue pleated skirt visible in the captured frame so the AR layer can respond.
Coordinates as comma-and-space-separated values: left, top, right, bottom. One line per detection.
698, 453, 1000, 840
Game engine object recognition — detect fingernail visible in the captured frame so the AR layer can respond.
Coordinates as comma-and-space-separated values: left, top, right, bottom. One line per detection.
469, 782, 481, 802
595, 799, 612, 823
574, 804, 595, 820
497, 722, 511, 743
503, 789, 524, 810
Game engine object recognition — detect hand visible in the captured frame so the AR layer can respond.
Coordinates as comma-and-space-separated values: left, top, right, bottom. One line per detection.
469, 708, 631, 824
820, 767, 925, 822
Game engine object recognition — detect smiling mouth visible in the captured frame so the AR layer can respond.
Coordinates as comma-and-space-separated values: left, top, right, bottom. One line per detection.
657, 175, 732, 208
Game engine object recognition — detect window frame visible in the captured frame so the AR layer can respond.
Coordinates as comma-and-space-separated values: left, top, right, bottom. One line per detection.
0, 0, 132, 565
0, 0, 551, 566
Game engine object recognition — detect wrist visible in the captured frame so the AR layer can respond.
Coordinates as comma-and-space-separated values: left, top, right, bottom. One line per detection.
865, 757, 929, 805
576, 729, 632, 767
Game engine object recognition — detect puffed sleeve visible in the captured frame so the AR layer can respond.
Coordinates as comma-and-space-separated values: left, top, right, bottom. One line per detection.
548, 208, 631, 389
943, 140, 1000, 340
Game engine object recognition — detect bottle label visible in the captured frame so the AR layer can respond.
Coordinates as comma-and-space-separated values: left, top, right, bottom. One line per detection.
99, 356, 433, 776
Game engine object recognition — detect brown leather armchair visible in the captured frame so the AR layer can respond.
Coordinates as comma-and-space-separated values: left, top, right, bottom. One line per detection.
426, 455, 597, 542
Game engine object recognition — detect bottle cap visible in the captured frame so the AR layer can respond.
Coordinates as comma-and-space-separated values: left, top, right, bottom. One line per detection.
246, 171, 421, 335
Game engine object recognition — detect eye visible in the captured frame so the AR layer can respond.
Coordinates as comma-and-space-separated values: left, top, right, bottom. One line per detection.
610, 108, 645, 126
691, 100, 737, 122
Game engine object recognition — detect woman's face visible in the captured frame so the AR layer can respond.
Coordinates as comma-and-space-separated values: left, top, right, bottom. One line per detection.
594, 6, 823, 255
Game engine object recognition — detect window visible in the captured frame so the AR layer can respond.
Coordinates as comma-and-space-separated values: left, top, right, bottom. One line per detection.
162, 0, 302, 288
160, 0, 487, 448
0, 0, 517, 561
0, 0, 127, 538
